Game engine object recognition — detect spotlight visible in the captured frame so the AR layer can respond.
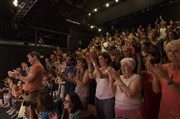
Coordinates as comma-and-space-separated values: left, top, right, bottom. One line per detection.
94, 8, 98, 12
88, 13, 91, 16
98, 29, 102, 32
90, 25, 95, 29
106, 3, 109, 7
13, 0, 18, 7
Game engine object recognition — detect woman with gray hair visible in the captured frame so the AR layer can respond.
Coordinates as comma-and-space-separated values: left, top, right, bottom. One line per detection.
146, 39, 180, 119
108, 57, 143, 119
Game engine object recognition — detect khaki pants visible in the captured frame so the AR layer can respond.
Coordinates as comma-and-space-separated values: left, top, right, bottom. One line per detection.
22, 91, 39, 102
22, 91, 40, 119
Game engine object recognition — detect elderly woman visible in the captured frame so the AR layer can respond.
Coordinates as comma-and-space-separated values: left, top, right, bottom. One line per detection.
108, 58, 143, 119
146, 39, 180, 119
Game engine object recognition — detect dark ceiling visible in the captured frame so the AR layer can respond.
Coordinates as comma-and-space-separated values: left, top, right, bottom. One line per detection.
0, 0, 176, 42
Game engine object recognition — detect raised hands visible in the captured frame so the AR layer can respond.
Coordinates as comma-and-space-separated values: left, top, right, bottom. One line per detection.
68, 72, 75, 82
83, 52, 91, 65
89, 52, 97, 63
8, 69, 19, 78
68, 72, 74, 78
84, 52, 97, 64
54, 60, 61, 71
145, 62, 169, 80
107, 67, 119, 80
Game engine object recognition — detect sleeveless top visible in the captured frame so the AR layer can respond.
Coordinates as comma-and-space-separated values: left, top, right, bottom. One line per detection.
75, 70, 90, 98
95, 68, 114, 99
159, 27, 167, 39
115, 74, 142, 110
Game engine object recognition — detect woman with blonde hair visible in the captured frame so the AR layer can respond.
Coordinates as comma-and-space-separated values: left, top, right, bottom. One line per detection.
146, 39, 180, 119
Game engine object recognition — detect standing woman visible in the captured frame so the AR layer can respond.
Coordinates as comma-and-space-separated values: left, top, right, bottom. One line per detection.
68, 57, 90, 109
86, 52, 115, 119
108, 58, 143, 119
146, 39, 180, 119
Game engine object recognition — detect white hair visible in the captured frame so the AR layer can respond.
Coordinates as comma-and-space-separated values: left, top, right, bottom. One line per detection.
120, 57, 136, 70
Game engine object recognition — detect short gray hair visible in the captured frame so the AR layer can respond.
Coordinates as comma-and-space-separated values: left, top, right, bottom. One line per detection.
120, 57, 136, 70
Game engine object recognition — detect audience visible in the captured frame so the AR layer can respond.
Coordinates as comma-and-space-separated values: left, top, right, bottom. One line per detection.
1, 16, 180, 119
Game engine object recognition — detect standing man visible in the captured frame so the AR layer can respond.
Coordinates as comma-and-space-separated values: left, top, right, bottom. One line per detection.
8, 51, 44, 118
56, 55, 76, 94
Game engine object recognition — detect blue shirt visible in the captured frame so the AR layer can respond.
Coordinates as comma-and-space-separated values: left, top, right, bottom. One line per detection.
64, 66, 76, 93
41, 109, 60, 119
61, 109, 82, 119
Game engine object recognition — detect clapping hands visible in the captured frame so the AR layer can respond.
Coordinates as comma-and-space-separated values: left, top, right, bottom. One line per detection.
84, 52, 97, 64
107, 67, 119, 80
8, 70, 19, 78
145, 62, 169, 80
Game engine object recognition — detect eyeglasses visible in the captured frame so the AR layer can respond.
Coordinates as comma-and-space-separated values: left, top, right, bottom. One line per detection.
63, 100, 71, 104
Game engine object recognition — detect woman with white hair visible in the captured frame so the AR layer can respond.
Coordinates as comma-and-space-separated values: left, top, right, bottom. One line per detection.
108, 57, 143, 119
146, 39, 180, 119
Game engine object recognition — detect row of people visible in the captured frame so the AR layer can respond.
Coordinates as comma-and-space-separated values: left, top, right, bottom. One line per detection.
2, 40, 180, 119
44, 39, 180, 119
0, 15, 179, 119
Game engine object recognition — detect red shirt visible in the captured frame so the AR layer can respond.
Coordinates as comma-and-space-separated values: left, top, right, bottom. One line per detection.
159, 64, 180, 119
23, 61, 44, 92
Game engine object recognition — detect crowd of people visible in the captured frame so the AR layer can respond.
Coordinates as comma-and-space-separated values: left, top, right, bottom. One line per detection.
0, 16, 180, 119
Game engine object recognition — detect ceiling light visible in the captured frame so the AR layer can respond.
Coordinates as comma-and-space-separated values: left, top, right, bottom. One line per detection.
115, 0, 119, 2
94, 8, 97, 12
98, 29, 102, 32
90, 25, 95, 29
106, 3, 109, 7
88, 13, 91, 16
13, 0, 18, 7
